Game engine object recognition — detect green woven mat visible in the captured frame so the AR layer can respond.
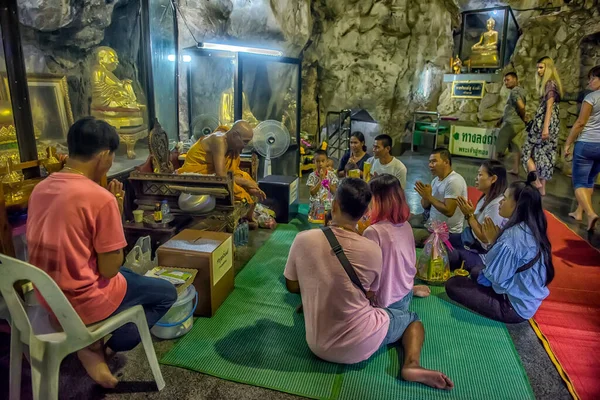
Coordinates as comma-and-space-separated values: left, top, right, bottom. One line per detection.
161, 220, 534, 400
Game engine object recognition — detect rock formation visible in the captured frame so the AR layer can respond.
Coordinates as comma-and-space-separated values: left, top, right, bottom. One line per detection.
7, 0, 600, 159
301, 0, 460, 145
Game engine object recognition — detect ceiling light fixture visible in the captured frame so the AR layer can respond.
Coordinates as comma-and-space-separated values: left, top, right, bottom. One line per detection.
197, 42, 283, 57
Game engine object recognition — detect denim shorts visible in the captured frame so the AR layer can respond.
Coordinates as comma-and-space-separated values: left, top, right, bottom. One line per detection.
572, 141, 600, 189
381, 291, 420, 345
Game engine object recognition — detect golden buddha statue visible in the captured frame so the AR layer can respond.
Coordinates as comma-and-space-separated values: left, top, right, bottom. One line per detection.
469, 17, 499, 68
219, 87, 259, 127
91, 46, 148, 159
92, 47, 143, 111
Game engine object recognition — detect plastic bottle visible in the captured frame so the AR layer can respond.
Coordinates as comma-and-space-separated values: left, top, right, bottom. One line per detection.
161, 200, 170, 218
242, 221, 249, 246
234, 223, 241, 247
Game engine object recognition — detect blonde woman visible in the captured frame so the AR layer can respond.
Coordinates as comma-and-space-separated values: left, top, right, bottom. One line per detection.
521, 57, 563, 196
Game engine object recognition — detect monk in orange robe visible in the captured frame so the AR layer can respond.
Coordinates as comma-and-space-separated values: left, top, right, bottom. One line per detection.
178, 121, 266, 223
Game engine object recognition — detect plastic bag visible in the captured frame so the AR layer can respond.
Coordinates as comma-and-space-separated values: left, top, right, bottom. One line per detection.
124, 236, 155, 275
254, 204, 277, 229
416, 221, 453, 284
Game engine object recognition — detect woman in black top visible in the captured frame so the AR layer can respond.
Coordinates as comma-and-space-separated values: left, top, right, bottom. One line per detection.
337, 131, 371, 178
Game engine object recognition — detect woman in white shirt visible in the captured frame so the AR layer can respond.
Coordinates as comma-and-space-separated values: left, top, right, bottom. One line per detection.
450, 160, 508, 270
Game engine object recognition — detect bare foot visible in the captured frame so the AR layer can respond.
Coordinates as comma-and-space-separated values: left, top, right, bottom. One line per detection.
401, 366, 454, 390
413, 285, 431, 298
77, 343, 118, 389
568, 211, 583, 222
587, 215, 599, 232
104, 346, 116, 361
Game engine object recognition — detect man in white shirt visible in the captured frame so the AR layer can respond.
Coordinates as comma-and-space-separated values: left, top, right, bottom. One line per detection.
367, 134, 407, 189
413, 148, 467, 248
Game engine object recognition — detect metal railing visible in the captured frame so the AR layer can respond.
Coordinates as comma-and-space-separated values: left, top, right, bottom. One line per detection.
323, 109, 352, 162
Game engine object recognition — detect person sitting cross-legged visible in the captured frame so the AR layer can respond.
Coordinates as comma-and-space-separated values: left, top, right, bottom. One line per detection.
445, 172, 553, 323
413, 147, 468, 248
27, 117, 177, 388
284, 178, 453, 390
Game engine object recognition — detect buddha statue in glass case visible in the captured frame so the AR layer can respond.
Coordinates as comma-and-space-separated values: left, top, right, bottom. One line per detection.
469, 17, 499, 68
219, 87, 259, 127
91, 46, 148, 158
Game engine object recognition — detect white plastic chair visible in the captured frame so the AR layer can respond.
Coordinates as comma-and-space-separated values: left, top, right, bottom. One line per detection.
0, 254, 166, 400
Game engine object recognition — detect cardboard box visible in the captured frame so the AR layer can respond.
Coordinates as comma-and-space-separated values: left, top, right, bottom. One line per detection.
157, 230, 234, 317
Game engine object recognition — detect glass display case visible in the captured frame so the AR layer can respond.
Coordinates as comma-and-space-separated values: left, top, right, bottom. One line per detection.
149, 0, 178, 143
183, 47, 301, 177
3, 0, 159, 177
0, 35, 22, 167
458, 6, 519, 70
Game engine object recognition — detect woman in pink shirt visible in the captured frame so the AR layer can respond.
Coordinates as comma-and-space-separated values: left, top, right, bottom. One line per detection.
364, 174, 430, 309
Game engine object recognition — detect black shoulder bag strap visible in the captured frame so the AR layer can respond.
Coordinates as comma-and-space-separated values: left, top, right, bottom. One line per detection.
515, 251, 542, 274
320, 227, 368, 296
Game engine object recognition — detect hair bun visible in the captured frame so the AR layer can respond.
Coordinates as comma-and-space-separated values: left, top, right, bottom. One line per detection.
526, 172, 538, 185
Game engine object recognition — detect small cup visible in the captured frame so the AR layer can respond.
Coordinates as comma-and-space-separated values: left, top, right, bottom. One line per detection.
133, 209, 144, 223
347, 169, 361, 179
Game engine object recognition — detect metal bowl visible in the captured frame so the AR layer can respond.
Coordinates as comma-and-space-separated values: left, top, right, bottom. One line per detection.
178, 193, 216, 214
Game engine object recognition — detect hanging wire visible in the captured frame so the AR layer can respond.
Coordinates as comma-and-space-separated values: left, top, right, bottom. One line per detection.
170, 0, 201, 45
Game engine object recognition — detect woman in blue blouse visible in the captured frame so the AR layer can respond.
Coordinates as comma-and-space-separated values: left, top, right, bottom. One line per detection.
445, 172, 554, 323
337, 131, 371, 178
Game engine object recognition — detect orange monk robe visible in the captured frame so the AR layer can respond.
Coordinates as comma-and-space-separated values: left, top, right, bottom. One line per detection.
177, 136, 255, 204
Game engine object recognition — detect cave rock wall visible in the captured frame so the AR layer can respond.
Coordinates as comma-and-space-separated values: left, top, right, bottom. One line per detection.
302, 0, 459, 145
438, 1, 600, 170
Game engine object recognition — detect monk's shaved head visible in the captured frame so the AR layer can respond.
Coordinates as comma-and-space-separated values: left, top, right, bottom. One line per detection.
231, 120, 254, 142
227, 120, 254, 153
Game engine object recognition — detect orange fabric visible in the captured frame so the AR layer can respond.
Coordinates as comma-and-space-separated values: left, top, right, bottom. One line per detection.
178, 135, 254, 204
468, 186, 600, 400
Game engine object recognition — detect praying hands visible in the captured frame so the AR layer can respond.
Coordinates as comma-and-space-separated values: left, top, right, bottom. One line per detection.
414, 181, 433, 201
456, 196, 475, 217
482, 217, 501, 244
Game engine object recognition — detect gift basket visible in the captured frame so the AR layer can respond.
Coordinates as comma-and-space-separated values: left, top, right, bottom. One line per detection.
308, 178, 333, 224
416, 221, 453, 284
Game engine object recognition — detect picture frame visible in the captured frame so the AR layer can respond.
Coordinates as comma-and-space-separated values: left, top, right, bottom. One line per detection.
2, 74, 74, 143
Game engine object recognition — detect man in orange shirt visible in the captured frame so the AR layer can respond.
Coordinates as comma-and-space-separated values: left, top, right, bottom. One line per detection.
27, 117, 177, 388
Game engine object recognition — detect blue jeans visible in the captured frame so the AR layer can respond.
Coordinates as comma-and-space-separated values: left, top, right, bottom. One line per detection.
572, 141, 600, 189
105, 268, 177, 352
382, 291, 419, 345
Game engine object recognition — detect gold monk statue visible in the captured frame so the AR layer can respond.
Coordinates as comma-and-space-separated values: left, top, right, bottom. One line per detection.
219, 88, 259, 127
470, 17, 499, 68
92, 46, 144, 110
178, 121, 266, 226
91, 46, 147, 158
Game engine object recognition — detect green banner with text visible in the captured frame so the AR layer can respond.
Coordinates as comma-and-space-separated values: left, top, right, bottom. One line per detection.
449, 126, 497, 159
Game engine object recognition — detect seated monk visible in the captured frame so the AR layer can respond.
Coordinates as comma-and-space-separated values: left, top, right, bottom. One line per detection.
178, 120, 266, 225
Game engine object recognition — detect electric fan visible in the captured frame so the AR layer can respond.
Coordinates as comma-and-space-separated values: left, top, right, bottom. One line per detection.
253, 120, 291, 177
191, 114, 220, 141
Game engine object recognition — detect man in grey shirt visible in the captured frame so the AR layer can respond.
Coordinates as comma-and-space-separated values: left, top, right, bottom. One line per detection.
495, 72, 528, 174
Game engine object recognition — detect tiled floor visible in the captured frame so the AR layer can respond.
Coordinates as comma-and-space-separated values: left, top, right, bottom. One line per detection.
2, 151, 593, 399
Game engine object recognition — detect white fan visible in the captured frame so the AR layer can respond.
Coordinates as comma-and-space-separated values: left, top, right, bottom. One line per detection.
253, 120, 291, 177
191, 114, 220, 141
